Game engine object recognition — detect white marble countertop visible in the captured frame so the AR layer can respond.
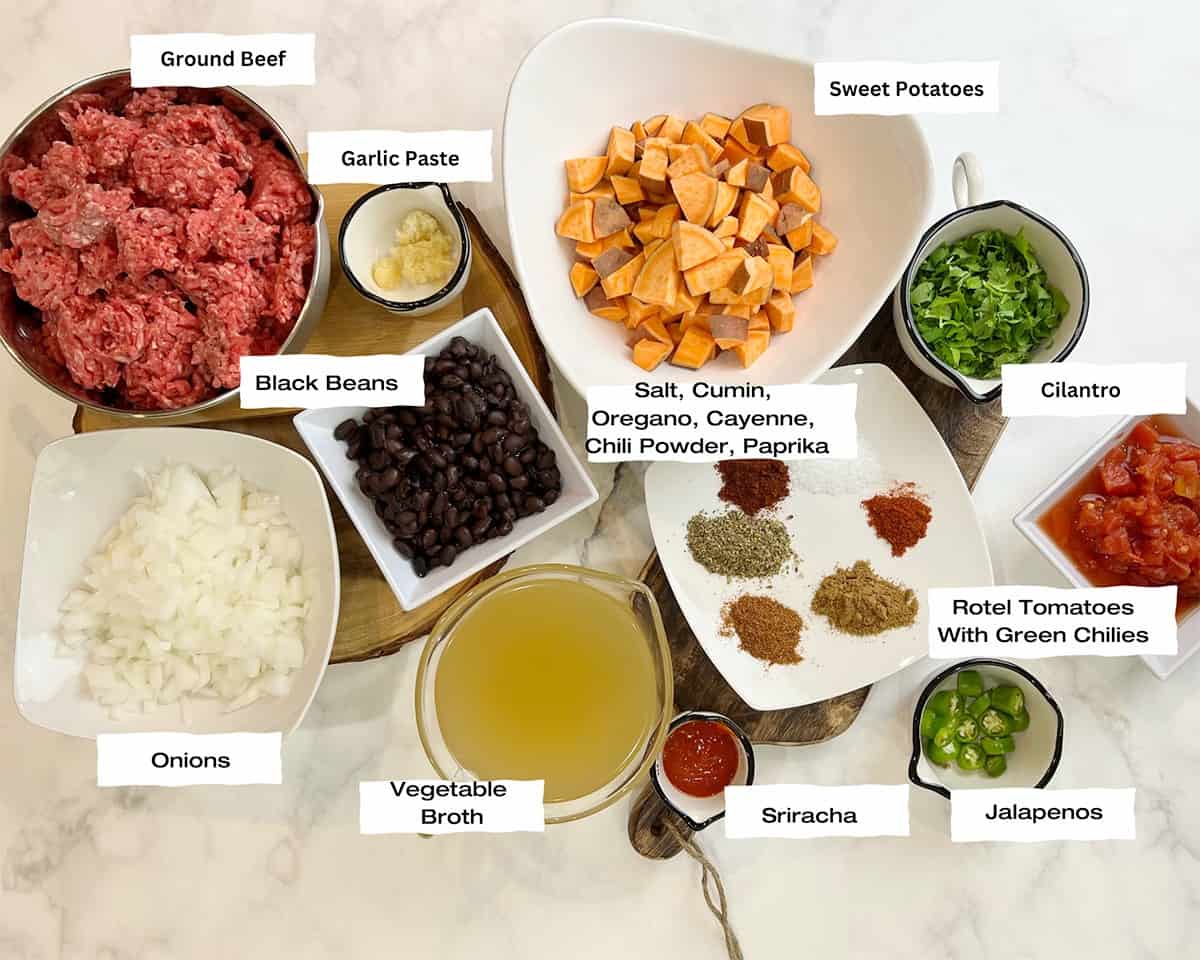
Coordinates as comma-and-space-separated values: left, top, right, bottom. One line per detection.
2, 2, 1198, 957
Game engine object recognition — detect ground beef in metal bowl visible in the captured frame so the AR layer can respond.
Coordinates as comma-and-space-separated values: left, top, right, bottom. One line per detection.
0, 86, 315, 410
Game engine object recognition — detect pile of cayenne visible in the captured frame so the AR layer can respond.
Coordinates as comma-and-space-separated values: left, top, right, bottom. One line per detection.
334, 336, 562, 577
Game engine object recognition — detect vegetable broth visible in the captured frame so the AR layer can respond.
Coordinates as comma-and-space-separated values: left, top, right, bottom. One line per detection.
434, 578, 659, 803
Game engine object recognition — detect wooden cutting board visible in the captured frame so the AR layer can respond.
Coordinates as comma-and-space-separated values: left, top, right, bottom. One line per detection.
627, 304, 1007, 859
74, 194, 554, 663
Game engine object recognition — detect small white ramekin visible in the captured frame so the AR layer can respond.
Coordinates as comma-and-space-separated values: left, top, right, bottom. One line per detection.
893, 154, 1090, 404
338, 182, 472, 317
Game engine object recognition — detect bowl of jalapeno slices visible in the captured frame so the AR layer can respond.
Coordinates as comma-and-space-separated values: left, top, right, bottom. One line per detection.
909, 659, 1064, 798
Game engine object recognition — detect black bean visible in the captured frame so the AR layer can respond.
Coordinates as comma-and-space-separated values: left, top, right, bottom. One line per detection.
334, 418, 358, 441
486, 410, 507, 426
487, 473, 507, 492
509, 475, 529, 491
421, 528, 438, 550
393, 539, 414, 559
455, 526, 473, 548
413, 555, 429, 578
543, 488, 559, 505
345, 440, 361, 460
439, 545, 457, 566
525, 496, 546, 513
503, 456, 522, 477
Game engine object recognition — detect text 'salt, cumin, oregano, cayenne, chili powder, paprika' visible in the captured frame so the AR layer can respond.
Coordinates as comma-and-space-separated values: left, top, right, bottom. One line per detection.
686, 511, 794, 579
862, 484, 933, 557
810, 560, 918, 636
720, 595, 804, 665
716, 459, 790, 515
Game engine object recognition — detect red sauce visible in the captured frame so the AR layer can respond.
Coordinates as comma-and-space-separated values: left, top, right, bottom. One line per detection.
1038, 415, 1200, 619
661, 719, 740, 798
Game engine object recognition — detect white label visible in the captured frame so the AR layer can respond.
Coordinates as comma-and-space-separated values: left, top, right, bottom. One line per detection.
306, 130, 493, 184
239, 354, 425, 409
97, 732, 282, 786
928, 585, 1178, 659
724, 784, 910, 839
130, 33, 315, 87
359, 780, 544, 834
1001, 362, 1186, 417
814, 61, 999, 114
585, 382, 857, 463
951, 788, 1136, 842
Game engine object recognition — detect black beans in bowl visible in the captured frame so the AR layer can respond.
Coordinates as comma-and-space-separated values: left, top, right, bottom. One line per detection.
333, 336, 563, 577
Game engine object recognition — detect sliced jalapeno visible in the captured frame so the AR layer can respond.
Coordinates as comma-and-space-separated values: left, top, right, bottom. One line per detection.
967, 691, 992, 719
925, 737, 958, 767
991, 685, 1025, 717
1008, 706, 1031, 732
929, 690, 963, 716
981, 735, 1015, 755
920, 706, 940, 738
956, 669, 984, 698
933, 718, 959, 748
980, 708, 1012, 737
956, 743, 985, 771
954, 717, 979, 743
984, 755, 1007, 778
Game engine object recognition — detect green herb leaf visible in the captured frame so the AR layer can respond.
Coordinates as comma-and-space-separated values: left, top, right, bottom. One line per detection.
910, 229, 1069, 379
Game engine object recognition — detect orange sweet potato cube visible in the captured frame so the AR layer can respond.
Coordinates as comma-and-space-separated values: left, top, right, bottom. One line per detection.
569, 261, 598, 297
555, 199, 596, 242
732, 329, 770, 367
565, 157, 608, 193
632, 338, 672, 371
671, 221, 724, 271
765, 290, 796, 332
766, 142, 811, 174
771, 167, 821, 213
790, 253, 814, 293
809, 222, 839, 255
671, 326, 717, 369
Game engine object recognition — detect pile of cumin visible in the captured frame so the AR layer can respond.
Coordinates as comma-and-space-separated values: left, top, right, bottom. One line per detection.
811, 560, 918, 636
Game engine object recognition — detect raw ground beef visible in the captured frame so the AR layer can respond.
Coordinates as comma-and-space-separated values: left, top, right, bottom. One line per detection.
0, 85, 315, 410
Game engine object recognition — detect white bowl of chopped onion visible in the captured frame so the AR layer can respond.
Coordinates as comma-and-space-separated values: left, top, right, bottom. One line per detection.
14, 428, 340, 738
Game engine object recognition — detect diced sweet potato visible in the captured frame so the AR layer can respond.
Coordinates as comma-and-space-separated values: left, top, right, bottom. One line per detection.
666, 322, 684, 345
710, 158, 731, 180
671, 327, 716, 369
569, 261, 599, 297
777, 202, 812, 235
709, 283, 771, 306
701, 112, 732, 141
710, 314, 750, 348
680, 311, 712, 334
736, 192, 777, 243
565, 157, 608, 193
726, 117, 759, 153
738, 104, 791, 147
633, 315, 671, 346
720, 137, 758, 166
707, 181, 740, 227
569, 182, 616, 204
766, 243, 793, 291
745, 163, 771, 193
610, 175, 645, 206
725, 159, 749, 187
660, 114, 686, 143
671, 172, 718, 225
644, 115, 666, 135
624, 296, 660, 328
632, 240, 680, 307
766, 142, 811, 174
593, 247, 634, 279
683, 248, 747, 296
732, 329, 770, 367
650, 203, 682, 239
632, 220, 658, 245
632, 338, 672, 371
682, 121, 723, 163
631, 119, 648, 140
772, 167, 820, 213
809, 222, 838, 255
556, 199, 596, 242
600, 251, 644, 299
664, 285, 699, 320
671, 221, 724, 271
585, 286, 627, 322
638, 144, 669, 193
713, 216, 738, 239
592, 197, 633, 239
765, 290, 796, 332
790, 253, 814, 293
605, 127, 636, 176
666, 144, 712, 180
730, 255, 773, 295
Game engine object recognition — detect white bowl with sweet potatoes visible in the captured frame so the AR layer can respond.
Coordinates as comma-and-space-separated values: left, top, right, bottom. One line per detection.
503, 18, 934, 390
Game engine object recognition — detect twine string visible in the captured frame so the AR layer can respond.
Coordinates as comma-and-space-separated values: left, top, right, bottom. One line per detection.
663, 819, 744, 960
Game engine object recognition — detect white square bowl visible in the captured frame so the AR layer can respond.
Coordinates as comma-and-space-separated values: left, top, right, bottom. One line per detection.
503, 18, 934, 394
15, 428, 340, 738
1014, 408, 1200, 679
293, 307, 599, 611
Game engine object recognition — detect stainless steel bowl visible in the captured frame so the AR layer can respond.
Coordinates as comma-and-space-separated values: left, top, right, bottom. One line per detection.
0, 69, 331, 419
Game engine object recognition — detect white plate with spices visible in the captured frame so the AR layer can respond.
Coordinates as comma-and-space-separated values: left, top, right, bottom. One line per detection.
644, 363, 993, 710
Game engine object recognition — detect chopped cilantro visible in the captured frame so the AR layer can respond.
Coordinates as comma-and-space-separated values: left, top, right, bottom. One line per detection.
909, 228, 1068, 379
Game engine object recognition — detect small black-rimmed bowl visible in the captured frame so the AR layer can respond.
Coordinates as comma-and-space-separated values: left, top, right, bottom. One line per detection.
909, 658, 1064, 800
338, 182, 472, 316
649, 710, 755, 831
893, 199, 1089, 404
